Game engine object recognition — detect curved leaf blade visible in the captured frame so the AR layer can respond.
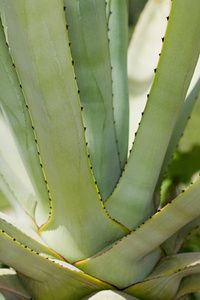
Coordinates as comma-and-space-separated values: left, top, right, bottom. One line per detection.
107, 0, 129, 170
75, 247, 163, 289
0, 212, 62, 260
105, 0, 200, 230
0, 190, 9, 212
175, 274, 200, 299
0, 19, 50, 225
0, 269, 31, 300
0, 230, 115, 300
124, 253, 200, 300
0, 114, 33, 200
76, 175, 200, 288
0, 0, 129, 262
0, 113, 37, 228
0, 154, 37, 230
64, 0, 121, 201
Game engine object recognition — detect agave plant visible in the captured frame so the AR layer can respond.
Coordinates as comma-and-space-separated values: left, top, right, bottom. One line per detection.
0, 0, 200, 299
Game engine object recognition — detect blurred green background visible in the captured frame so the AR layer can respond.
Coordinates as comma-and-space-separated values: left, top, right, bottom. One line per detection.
128, 0, 147, 41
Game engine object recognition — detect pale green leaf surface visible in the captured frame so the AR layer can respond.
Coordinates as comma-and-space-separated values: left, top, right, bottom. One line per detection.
76, 176, 200, 288
175, 274, 200, 299
0, 269, 31, 300
105, 0, 200, 230
145, 253, 200, 278
0, 116, 36, 228
0, 117, 36, 228
0, 160, 9, 212
82, 290, 139, 300
0, 173, 36, 231
76, 247, 163, 289
64, 0, 121, 201
0, 190, 8, 211
107, 0, 129, 170
124, 253, 200, 300
0, 294, 5, 300
0, 154, 37, 230
0, 115, 33, 196
0, 212, 62, 260
0, 20, 50, 225
0, 230, 114, 300
0, 0, 129, 262
0, 122, 22, 212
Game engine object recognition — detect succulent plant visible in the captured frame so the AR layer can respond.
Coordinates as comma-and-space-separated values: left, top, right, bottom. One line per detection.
0, 0, 200, 299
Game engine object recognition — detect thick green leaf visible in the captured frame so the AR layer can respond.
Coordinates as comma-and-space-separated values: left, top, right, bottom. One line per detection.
0, 20, 50, 225
0, 114, 37, 228
0, 0, 129, 262
124, 253, 200, 300
0, 118, 35, 226
0, 294, 5, 300
107, 0, 129, 170
0, 169, 9, 212
0, 190, 8, 211
76, 247, 163, 289
105, 0, 200, 230
0, 114, 33, 196
64, 0, 121, 201
0, 174, 36, 231
0, 212, 62, 260
82, 290, 139, 300
0, 229, 114, 300
175, 274, 200, 299
0, 269, 31, 300
76, 175, 200, 288
0, 154, 37, 230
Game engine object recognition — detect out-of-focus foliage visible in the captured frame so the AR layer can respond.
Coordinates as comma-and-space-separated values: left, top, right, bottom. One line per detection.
128, 0, 147, 41
161, 82, 200, 205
